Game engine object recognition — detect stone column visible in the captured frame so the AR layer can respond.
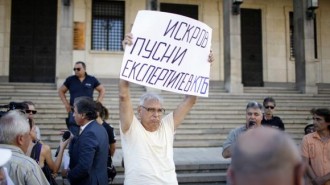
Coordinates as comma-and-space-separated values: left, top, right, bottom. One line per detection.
223, 0, 243, 93
56, 1, 74, 88
293, 0, 318, 94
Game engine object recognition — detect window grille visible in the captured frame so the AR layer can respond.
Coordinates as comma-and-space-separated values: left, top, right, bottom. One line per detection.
92, 0, 125, 51
289, 11, 318, 59
289, 12, 295, 59
313, 15, 318, 59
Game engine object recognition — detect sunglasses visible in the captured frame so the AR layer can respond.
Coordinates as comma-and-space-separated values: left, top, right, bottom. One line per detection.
73, 68, 81, 71
264, 106, 275, 109
25, 109, 37, 114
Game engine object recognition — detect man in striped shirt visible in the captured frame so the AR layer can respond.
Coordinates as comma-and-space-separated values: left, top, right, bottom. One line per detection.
0, 110, 49, 185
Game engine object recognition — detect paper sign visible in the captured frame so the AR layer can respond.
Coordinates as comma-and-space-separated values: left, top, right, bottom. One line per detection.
120, 10, 212, 97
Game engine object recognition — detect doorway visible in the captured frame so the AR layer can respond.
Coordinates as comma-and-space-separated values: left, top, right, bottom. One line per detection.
241, 8, 263, 86
9, 0, 57, 82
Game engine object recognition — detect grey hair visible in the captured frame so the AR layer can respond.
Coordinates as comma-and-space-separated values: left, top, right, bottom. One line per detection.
139, 92, 164, 106
246, 101, 263, 110
74, 96, 97, 120
0, 110, 30, 144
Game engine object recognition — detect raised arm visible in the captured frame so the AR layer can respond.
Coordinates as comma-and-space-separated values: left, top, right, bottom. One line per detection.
119, 79, 134, 133
43, 139, 70, 174
173, 50, 214, 129
119, 33, 135, 133
173, 95, 197, 129
58, 85, 71, 113
95, 84, 106, 103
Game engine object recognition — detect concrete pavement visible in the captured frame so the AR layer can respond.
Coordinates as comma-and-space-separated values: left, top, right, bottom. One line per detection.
112, 147, 231, 166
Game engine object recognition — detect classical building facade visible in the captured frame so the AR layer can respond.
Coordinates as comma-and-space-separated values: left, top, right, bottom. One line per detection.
0, 0, 329, 93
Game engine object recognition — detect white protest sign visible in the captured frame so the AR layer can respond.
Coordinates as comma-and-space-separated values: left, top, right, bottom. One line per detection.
120, 10, 212, 97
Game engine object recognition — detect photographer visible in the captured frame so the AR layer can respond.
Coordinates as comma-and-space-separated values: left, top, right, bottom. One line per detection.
222, 101, 263, 159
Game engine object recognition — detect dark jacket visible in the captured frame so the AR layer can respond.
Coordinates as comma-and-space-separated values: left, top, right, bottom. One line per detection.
68, 120, 109, 185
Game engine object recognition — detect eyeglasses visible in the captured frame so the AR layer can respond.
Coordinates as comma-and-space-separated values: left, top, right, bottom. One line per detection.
312, 117, 323, 122
141, 106, 165, 115
73, 68, 81, 71
25, 109, 37, 114
264, 106, 275, 109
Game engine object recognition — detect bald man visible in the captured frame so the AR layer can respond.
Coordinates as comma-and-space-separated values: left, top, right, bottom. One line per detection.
227, 127, 305, 185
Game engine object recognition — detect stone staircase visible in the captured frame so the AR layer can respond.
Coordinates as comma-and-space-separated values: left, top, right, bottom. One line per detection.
1, 81, 330, 184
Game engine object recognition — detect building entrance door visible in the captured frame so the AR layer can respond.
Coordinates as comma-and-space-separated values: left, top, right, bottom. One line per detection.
9, 0, 57, 82
241, 8, 263, 86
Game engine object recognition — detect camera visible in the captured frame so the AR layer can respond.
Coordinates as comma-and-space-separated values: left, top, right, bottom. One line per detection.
0, 102, 27, 118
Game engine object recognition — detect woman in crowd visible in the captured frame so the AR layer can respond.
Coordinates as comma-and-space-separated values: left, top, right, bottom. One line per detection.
95, 101, 117, 183
27, 118, 71, 185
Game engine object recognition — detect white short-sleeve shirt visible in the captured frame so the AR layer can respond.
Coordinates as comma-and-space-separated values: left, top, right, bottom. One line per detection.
120, 113, 178, 185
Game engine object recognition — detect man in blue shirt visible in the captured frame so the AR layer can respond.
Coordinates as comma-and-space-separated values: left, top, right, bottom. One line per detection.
58, 61, 105, 136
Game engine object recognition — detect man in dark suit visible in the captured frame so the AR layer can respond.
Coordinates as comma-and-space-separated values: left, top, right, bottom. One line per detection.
67, 96, 109, 185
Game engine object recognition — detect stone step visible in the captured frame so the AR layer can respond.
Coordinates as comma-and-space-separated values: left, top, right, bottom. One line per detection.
244, 87, 301, 94
1, 82, 329, 149
111, 172, 227, 185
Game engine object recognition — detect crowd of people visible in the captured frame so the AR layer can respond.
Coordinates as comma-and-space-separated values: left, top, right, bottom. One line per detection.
0, 60, 116, 185
0, 33, 329, 185
222, 99, 330, 185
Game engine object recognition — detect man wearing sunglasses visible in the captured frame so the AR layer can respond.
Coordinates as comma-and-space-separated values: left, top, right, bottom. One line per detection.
261, 97, 285, 131
58, 61, 105, 136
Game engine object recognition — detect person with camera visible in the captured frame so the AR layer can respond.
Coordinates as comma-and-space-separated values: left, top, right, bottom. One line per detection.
222, 101, 264, 159
26, 117, 72, 185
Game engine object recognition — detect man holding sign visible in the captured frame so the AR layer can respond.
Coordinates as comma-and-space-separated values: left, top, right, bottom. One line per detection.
119, 10, 213, 185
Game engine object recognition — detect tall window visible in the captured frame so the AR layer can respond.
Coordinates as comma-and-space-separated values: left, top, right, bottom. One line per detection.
313, 15, 318, 59
92, 0, 125, 51
289, 12, 295, 59
289, 11, 318, 59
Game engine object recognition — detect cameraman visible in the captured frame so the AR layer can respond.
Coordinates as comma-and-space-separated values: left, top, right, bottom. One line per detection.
222, 101, 263, 159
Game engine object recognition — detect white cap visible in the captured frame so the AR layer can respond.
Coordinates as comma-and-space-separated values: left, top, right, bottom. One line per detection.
0, 148, 12, 166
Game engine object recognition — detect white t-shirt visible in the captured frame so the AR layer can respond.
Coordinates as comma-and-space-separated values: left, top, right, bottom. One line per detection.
120, 113, 178, 185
